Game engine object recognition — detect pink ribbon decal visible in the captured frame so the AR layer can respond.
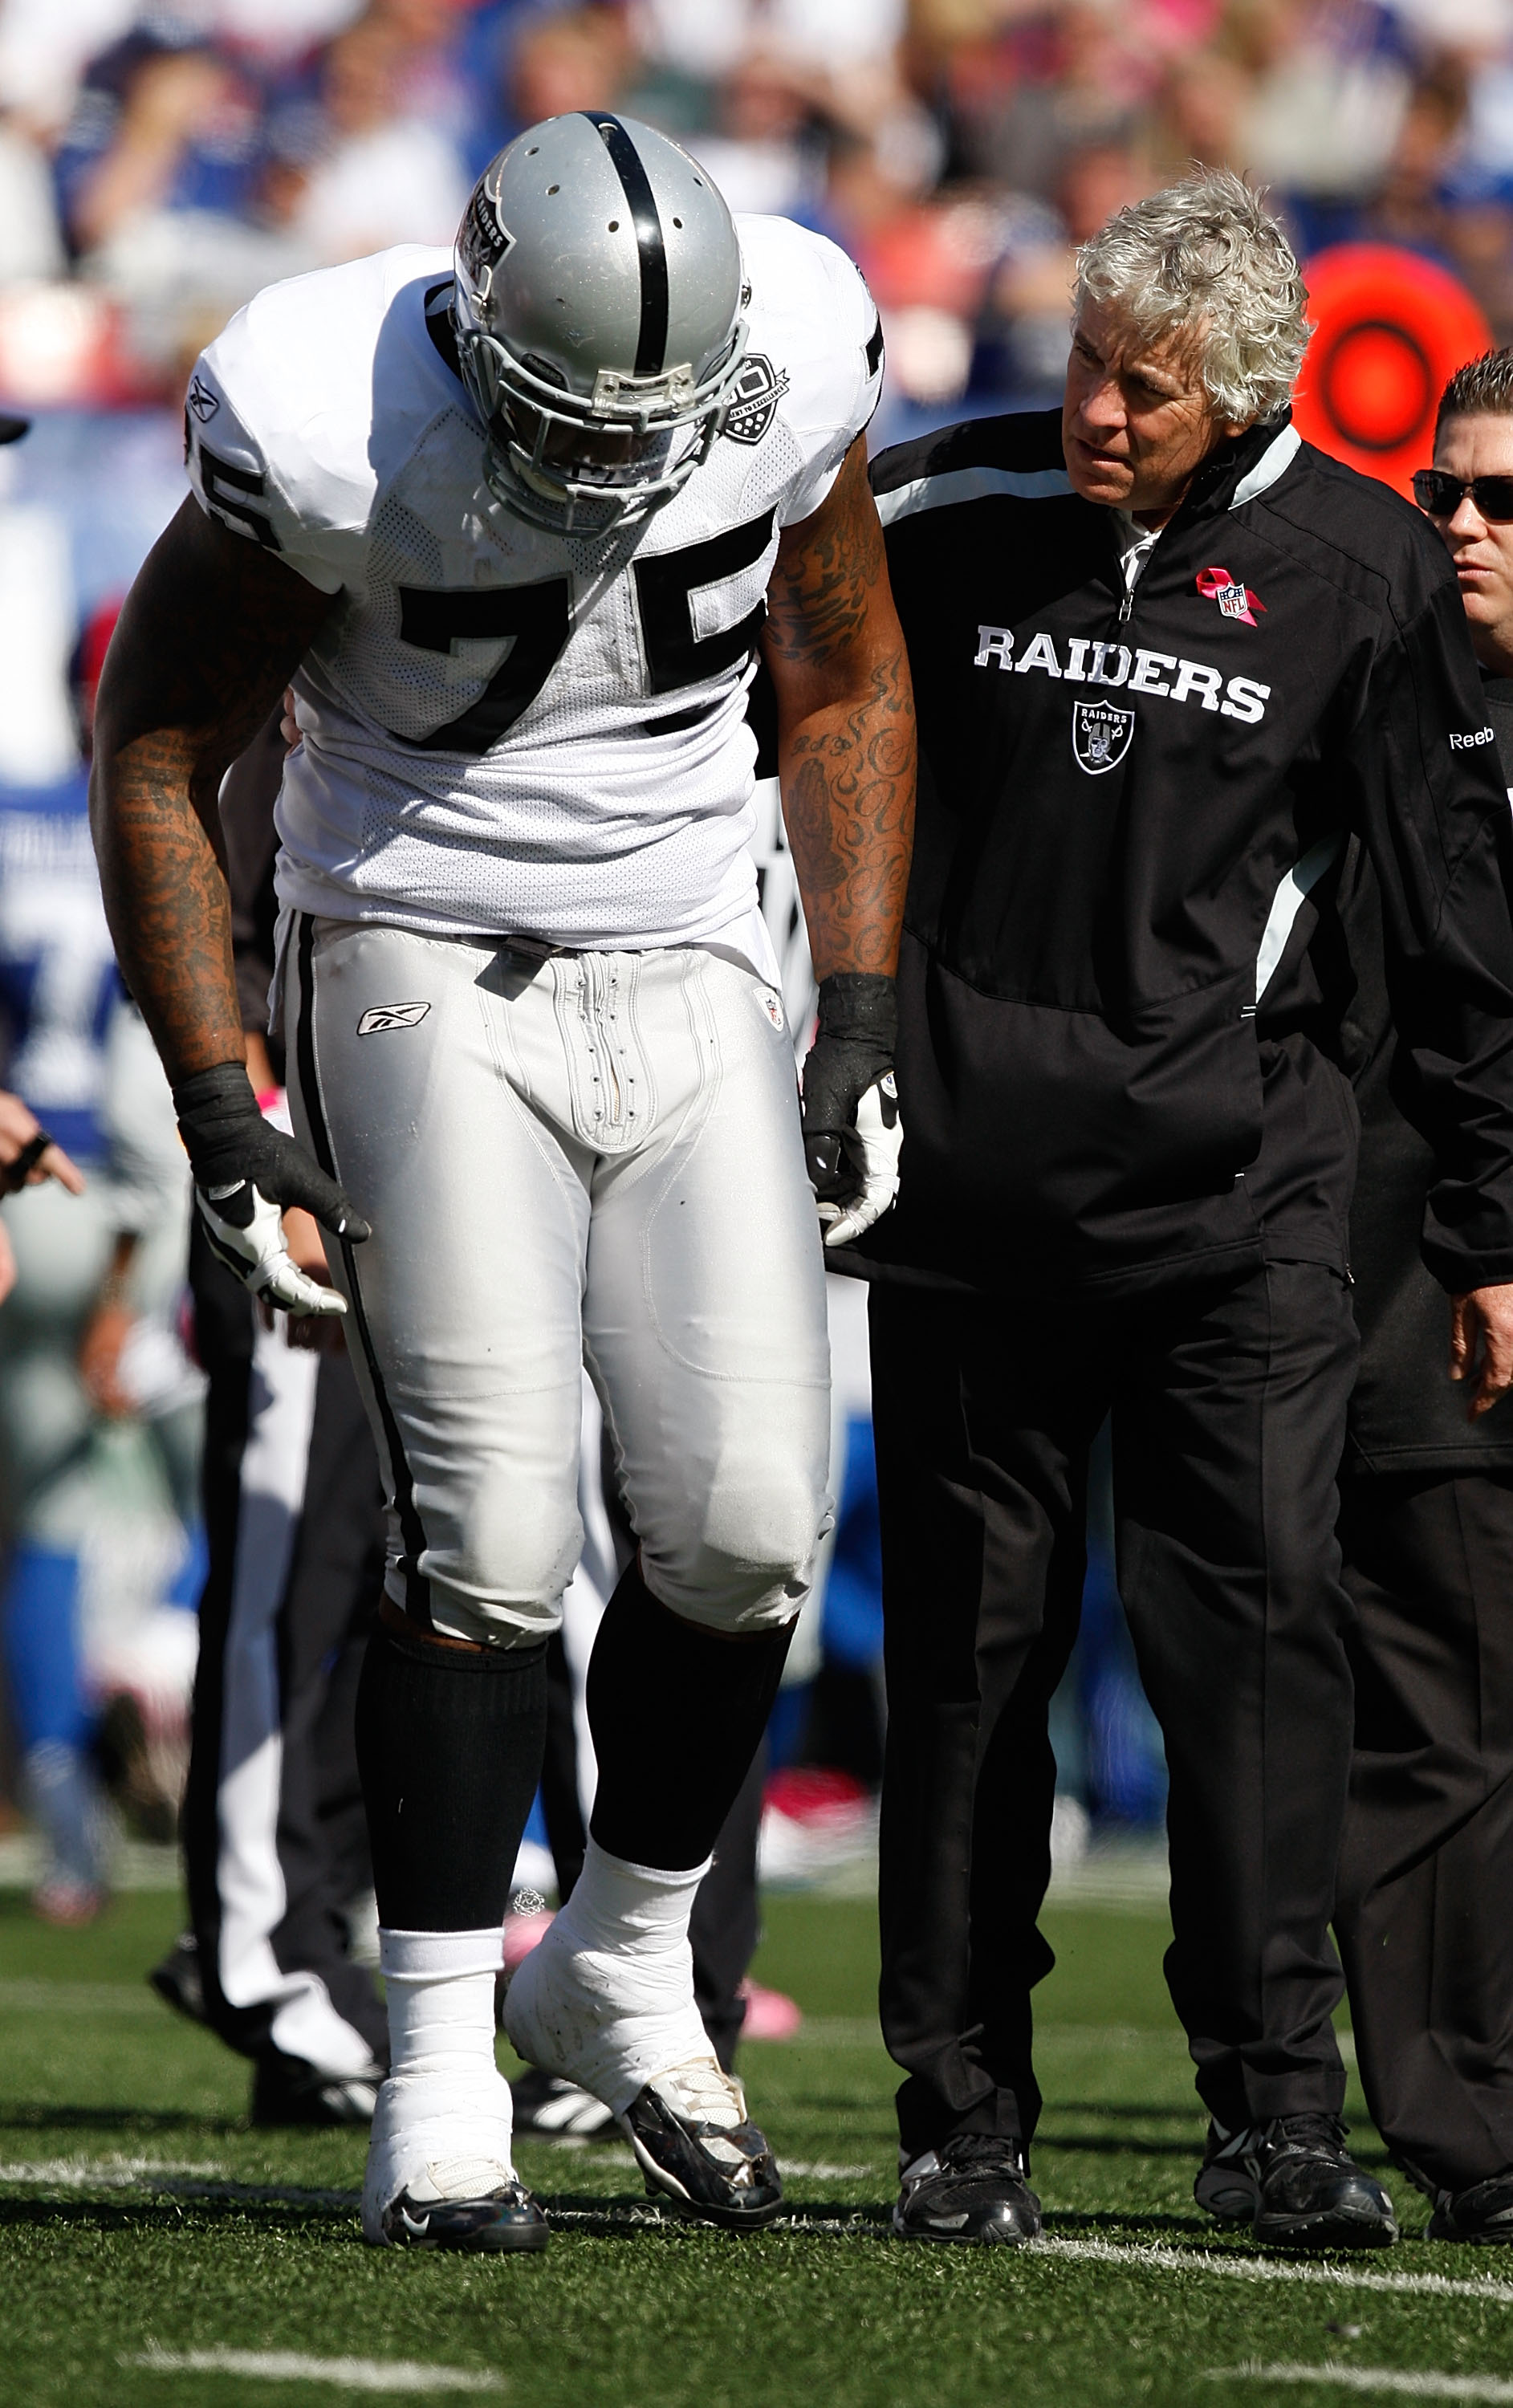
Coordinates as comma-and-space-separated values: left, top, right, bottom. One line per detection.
1196, 565, 1265, 627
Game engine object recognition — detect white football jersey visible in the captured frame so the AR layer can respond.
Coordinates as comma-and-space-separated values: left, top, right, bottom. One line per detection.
185, 215, 882, 965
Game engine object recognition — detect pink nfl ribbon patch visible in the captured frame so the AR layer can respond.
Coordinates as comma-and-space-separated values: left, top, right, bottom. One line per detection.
1196, 565, 1265, 627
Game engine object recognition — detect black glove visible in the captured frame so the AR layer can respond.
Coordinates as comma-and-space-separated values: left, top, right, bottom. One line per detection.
173, 1060, 369, 1316
800, 973, 903, 1247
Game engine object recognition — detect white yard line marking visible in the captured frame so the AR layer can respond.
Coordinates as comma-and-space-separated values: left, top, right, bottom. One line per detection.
0, 1979, 163, 2014
778, 2162, 873, 2180
0, 1835, 177, 1892
1034, 2237, 1513, 2304
0, 2158, 226, 2186
1225, 2364, 1513, 2401
515, 2146, 879, 2182
161, 2180, 361, 2209
124, 2345, 502, 2393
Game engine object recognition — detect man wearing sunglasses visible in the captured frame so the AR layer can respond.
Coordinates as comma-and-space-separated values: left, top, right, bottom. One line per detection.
1332, 350, 1513, 2243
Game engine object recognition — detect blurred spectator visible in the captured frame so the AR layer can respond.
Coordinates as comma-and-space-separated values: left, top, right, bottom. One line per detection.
970, 141, 1149, 404
284, 12, 470, 260
689, 49, 828, 220
0, 0, 138, 140
1363, 60, 1467, 249
511, 6, 632, 126
636, 0, 905, 85
57, 30, 303, 385
1148, 48, 1253, 179
942, 4, 1148, 200
6, 0, 1513, 413
216, 0, 370, 62
57, 32, 266, 258
1243, 0, 1416, 221
0, 779, 201, 1919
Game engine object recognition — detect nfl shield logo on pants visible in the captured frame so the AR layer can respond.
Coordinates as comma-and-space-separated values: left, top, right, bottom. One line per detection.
1072, 699, 1135, 775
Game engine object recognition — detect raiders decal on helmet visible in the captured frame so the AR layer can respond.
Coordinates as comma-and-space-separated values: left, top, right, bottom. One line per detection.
723, 354, 791, 446
457, 169, 515, 305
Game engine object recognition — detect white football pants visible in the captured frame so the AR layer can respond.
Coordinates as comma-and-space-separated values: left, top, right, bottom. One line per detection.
285, 917, 832, 1647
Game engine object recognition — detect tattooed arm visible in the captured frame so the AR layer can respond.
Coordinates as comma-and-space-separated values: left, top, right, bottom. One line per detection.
90, 498, 364, 1312
762, 433, 915, 978
763, 436, 915, 1245
89, 495, 337, 1081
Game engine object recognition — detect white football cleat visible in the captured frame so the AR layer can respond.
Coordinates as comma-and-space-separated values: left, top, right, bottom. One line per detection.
361, 2069, 547, 2252
503, 1918, 782, 2228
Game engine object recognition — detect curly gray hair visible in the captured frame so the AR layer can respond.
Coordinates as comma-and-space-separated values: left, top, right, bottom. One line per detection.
1075, 167, 1311, 428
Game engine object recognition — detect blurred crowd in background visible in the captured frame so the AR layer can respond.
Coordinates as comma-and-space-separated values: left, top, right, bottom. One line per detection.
0, 0, 1510, 422
21, 0, 1510, 1910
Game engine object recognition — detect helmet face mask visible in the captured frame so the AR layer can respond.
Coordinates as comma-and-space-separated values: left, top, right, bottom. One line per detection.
457, 308, 744, 535
451, 114, 750, 538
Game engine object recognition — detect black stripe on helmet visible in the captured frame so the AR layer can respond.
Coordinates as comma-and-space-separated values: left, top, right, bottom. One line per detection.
583, 112, 669, 376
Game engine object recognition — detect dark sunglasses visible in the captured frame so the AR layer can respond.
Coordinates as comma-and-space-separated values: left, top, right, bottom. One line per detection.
1413, 468, 1513, 521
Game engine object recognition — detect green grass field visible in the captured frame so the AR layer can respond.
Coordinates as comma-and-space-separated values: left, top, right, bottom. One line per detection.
2, 1881, 1511, 2406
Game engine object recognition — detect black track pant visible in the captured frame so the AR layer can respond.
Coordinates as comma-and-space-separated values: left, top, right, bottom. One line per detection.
870, 1259, 1358, 2159
1336, 1468, 1513, 2194
183, 1239, 388, 2074
689, 1748, 766, 2068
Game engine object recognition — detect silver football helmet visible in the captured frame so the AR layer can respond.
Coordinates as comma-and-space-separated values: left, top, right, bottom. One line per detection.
452, 113, 749, 535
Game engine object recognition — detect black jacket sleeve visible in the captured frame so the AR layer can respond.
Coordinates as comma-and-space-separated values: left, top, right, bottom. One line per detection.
1348, 576, 1513, 1293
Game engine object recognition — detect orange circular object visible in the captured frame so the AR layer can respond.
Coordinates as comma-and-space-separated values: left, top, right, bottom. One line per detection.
1292, 244, 1494, 498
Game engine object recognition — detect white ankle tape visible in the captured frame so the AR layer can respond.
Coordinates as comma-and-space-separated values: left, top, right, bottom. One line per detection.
379, 1927, 504, 1983
379, 1927, 502, 2083
553, 1839, 713, 1961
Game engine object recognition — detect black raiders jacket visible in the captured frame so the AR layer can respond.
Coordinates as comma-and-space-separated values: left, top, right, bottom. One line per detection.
1340, 670, 1513, 1473
853, 406, 1513, 1297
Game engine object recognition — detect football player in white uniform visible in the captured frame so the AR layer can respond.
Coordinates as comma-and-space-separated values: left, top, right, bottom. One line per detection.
90, 112, 914, 2252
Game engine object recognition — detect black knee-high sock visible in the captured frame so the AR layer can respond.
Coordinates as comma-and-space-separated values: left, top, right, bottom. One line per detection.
587, 1562, 793, 1870
355, 1617, 547, 1930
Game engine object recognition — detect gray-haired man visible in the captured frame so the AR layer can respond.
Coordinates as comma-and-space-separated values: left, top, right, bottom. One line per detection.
849, 169, 1513, 2248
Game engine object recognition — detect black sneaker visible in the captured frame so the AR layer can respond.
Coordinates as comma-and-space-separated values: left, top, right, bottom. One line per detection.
1428, 2171, 1513, 2243
510, 2065, 617, 2139
148, 1931, 207, 2026
1195, 2115, 1397, 2249
379, 2180, 550, 2253
251, 2051, 384, 2128
616, 2059, 783, 2230
893, 2135, 1042, 2245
